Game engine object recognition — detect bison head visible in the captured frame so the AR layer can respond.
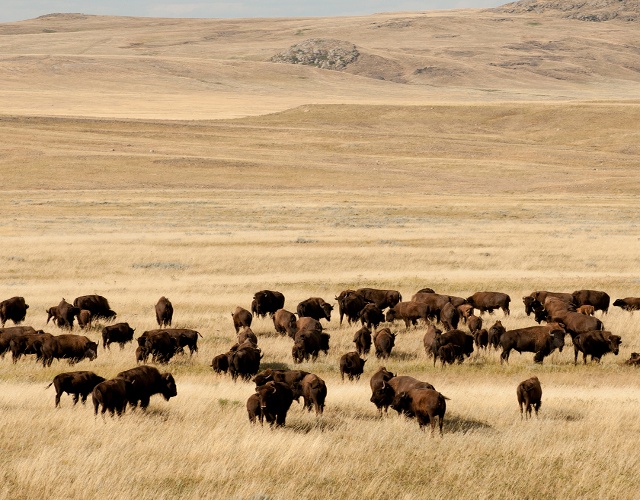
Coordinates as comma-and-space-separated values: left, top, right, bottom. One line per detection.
370, 380, 395, 409
292, 342, 305, 364
607, 334, 622, 355
322, 303, 333, 321
390, 391, 413, 415
161, 373, 178, 400
385, 308, 397, 323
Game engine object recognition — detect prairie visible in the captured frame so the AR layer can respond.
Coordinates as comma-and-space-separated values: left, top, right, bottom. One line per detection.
1, 4, 640, 499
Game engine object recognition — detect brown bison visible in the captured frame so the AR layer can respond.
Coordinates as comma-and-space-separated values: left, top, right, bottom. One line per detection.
467, 315, 482, 334
339, 352, 366, 381
255, 381, 295, 427
466, 292, 511, 316
232, 306, 252, 333
437, 344, 460, 366
625, 352, 640, 365
117, 365, 177, 409
297, 297, 333, 322
227, 342, 262, 381
9, 331, 51, 363
272, 309, 297, 337
0, 326, 39, 358
552, 311, 602, 339
47, 299, 79, 330
155, 297, 173, 327
391, 389, 448, 436
373, 328, 395, 359
370, 375, 434, 415
530, 291, 575, 306
439, 302, 460, 331
613, 297, 640, 312
46, 371, 106, 407
292, 327, 329, 364
92, 378, 132, 417
163, 328, 202, 355
369, 367, 396, 414
517, 376, 542, 419
385, 301, 429, 329
457, 303, 474, 322
356, 288, 402, 310
572, 289, 610, 314
499, 324, 566, 364
422, 324, 442, 358
573, 330, 621, 364
237, 326, 258, 345
246, 393, 262, 424
252, 290, 285, 318
335, 290, 369, 325
474, 329, 489, 351
359, 303, 384, 330
487, 320, 506, 349
300, 373, 327, 416
139, 330, 179, 363
353, 325, 372, 355
252, 368, 309, 398
73, 295, 116, 322
210, 353, 230, 373
76, 310, 92, 329
432, 329, 474, 366
102, 323, 135, 350
577, 305, 595, 316
41, 334, 98, 367
411, 292, 450, 320
0, 296, 29, 326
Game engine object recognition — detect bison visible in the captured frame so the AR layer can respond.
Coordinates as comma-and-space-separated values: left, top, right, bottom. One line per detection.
9, 331, 51, 363
613, 297, 640, 312
573, 330, 621, 364
246, 393, 262, 424
499, 324, 566, 364
422, 324, 442, 358
411, 293, 449, 320
577, 305, 595, 316
73, 295, 116, 322
252, 290, 285, 318
102, 323, 135, 350
369, 367, 396, 414
0, 296, 29, 326
46, 371, 106, 407
572, 289, 610, 314
76, 310, 92, 330
252, 368, 309, 398
297, 297, 333, 322
335, 290, 369, 325
255, 381, 295, 427
487, 321, 506, 349
356, 288, 402, 310
439, 302, 460, 331
92, 378, 132, 417
211, 353, 230, 374
391, 389, 448, 436
237, 326, 258, 346
467, 292, 511, 316
47, 299, 79, 330
227, 342, 262, 381
552, 311, 602, 339
467, 314, 482, 334
432, 329, 474, 366
339, 352, 366, 381
272, 309, 297, 337
139, 330, 179, 363
370, 375, 436, 416
155, 297, 173, 327
437, 343, 460, 366
373, 328, 395, 359
232, 306, 252, 333
517, 376, 542, 419
385, 301, 429, 329
353, 325, 372, 355
474, 329, 489, 351
300, 373, 327, 416
117, 365, 177, 409
359, 303, 384, 330
0, 326, 39, 358
41, 334, 98, 367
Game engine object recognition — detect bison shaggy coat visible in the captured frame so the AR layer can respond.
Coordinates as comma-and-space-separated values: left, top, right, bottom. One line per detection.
73, 295, 116, 322
359, 303, 384, 330
300, 373, 327, 416
573, 330, 621, 364
391, 389, 448, 436
499, 325, 566, 364
373, 328, 395, 359
467, 292, 511, 316
385, 301, 429, 329
117, 365, 177, 409
572, 289, 610, 314
255, 381, 295, 427
356, 288, 402, 310
613, 297, 640, 312
272, 309, 297, 337
297, 297, 334, 322
46, 371, 106, 407
102, 323, 135, 350
231, 306, 252, 333
92, 378, 132, 417
0, 296, 29, 326
370, 375, 435, 416
155, 297, 174, 327
339, 352, 366, 381
252, 290, 285, 318
353, 325, 372, 355
41, 334, 98, 367
517, 376, 542, 419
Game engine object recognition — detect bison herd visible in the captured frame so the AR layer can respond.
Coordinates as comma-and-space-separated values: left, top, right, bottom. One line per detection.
1, 287, 639, 433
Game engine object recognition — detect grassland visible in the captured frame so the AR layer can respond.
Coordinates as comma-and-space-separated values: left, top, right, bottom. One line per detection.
2, 5, 640, 500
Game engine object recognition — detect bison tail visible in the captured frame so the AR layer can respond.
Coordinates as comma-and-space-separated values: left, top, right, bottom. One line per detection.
45, 382, 53, 390
197, 332, 203, 338
441, 395, 451, 401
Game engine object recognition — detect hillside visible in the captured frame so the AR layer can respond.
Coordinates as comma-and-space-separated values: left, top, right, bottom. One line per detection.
498, 0, 640, 21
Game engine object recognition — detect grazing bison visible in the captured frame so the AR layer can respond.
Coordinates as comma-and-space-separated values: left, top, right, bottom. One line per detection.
296, 317, 323, 336
300, 373, 327, 416
0, 326, 38, 358
231, 306, 252, 333
531, 291, 575, 307
252, 369, 309, 398
439, 302, 460, 331
385, 301, 429, 329
552, 311, 602, 339
73, 295, 116, 321
76, 310, 92, 330
432, 329, 474, 366
155, 297, 173, 327
46, 371, 106, 407
423, 324, 442, 358
613, 297, 640, 312
47, 299, 79, 330
297, 297, 333, 322
359, 303, 384, 330
391, 389, 448, 436
92, 378, 133, 417
467, 315, 482, 334
437, 343, 460, 366
227, 342, 262, 381
102, 323, 135, 350
339, 352, 366, 381
487, 321, 506, 349
41, 334, 98, 367
252, 290, 285, 318
577, 305, 595, 316
272, 309, 297, 337
163, 328, 202, 355
353, 325, 372, 355
292, 327, 328, 364
369, 367, 396, 414
237, 326, 258, 346
255, 381, 295, 427
572, 289, 610, 314
139, 330, 178, 363
517, 376, 542, 419
370, 375, 435, 416
474, 329, 489, 351
9, 331, 51, 363
499, 324, 566, 364
356, 288, 402, 310
117, 365, 177, 409
573, 330, 621, 364
626, 352, 640, 365
0, 296, 29, 326
411, 293, 449, 320
467, 292, 511, 316
246, 393, 262, 424
373, 328, 395, 359
211, 353, 230, 374
335, 290, 369, 325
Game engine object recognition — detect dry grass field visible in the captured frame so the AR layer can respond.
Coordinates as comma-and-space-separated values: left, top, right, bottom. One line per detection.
1, 2, 640, 499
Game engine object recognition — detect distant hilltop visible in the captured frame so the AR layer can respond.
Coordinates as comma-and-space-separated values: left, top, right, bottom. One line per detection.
497, 0, 640, 21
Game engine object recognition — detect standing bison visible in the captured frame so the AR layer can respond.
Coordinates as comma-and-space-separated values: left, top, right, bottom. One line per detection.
339, 352, 366, 381
155, 297, 173, 327
373, 328, 395, 359
613, 297, 640, 312
499, 324, 566, 364
385, 302, 429, 329
353, 325, 372, 355
572, 289, 610, 314
41, 334, 98, 367
297, 297, 333, 322
46, 371, 106, 407
273, 309, 298, 337
573, 330, 621, 364
92, 378, 133, 417
73, 295, 116, 322
102, 323, 135, 350
251, 290, 285, 318
359, 303, 384, 330
391, 389, 448, 436
517, 376, 542, 419
356, 288, 402, 310
255, 381, 295, 427
467, 292, 511, 316
335, 290, 369, 325
232, 306, 252, 333
117, 365, 177, 409
0, 297, 29, 326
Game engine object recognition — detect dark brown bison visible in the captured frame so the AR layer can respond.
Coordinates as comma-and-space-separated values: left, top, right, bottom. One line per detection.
155, 297, 173, 327
9, 331, 51, 363
300, 373, 327, 416
359, 303, 384, 330
139, 330, 178, 363
487, 320, 506, 349
411, 292, 449, 320
353, 325, 372, 355
517, 376, 542, 419
432, 329, 474, 366
552, 311, 602, 339
369, 367, 396, 414
415, 287, 435, 294
0, 326, 40, 358
92, 378, 132, 417
573, 330, 621, 364
227, 342, 262, 381
466, 292, 511, 316
252, 290, 285, 318
385, 301, 429, 329
272, 309, 297, 337
231, 306, 252, 333
437, 344, 460, 366
439, 302, 460, 331
474, 329, 489, 350
531, 291, 575, 306
625, 352, 640, 365
252, 369, 309, 399
0, 296, 29, 326
499, 324, 566, 364
297, 297, 334, 322
335, 290, 369, 325
295, 317, 323, 336
47, 299, 79, 330
391, 389, 448, 436
76, 310, 92, 330
467, 315, 482, 334
46, 371, 106, 407
255, 381, 295, 427
422, 324, 442, 358
373, 328, 395, 359
117, 365, 177, 409
370, 375, 436, 416
339, 352, 366, 381
163, 328, 202, 355
211, 353, 229, 373
292, 327, 328, 364
237, 326, 258, 345
41, 334, 98, 367
135, 345, 148, 364
356, 288, 402, 310
246, 393, 262, 424
544, 296, 576, 319
613, 297, 640, 312
73, 295, 116, 321
102, 323, 135, 350
572, 289, 610, 314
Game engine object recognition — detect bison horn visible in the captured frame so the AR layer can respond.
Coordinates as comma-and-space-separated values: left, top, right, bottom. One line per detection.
271, 386, 277, 394
381, 381, 386, 389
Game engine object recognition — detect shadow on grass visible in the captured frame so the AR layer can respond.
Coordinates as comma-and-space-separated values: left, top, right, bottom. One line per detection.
259, 361, 291, 370
543, 408, 584, 422
445, 414, 494, 434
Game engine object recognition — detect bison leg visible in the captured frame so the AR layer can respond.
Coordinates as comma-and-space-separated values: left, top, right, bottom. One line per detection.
500, 348, 510, 364
93, 397, 100, 416
55, 390, 62, 408
72, 393, 80, 406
